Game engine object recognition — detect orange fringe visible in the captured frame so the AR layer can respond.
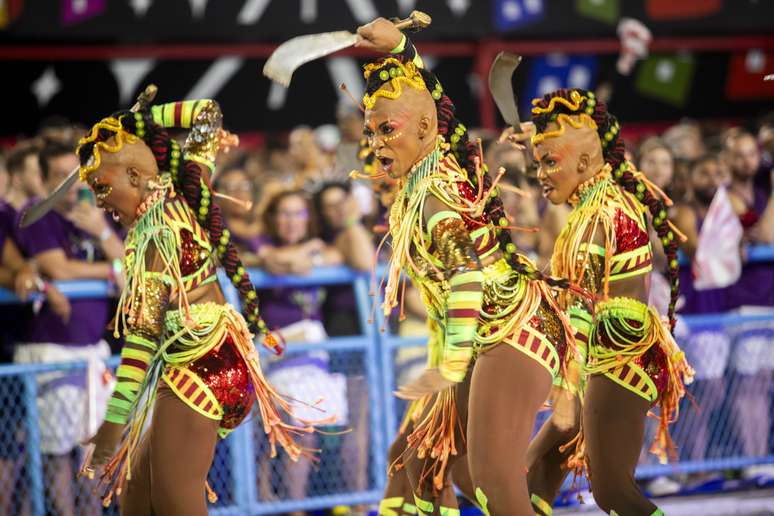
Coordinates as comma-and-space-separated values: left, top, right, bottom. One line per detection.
390, 388, 463, 494
206, 481, 218, 503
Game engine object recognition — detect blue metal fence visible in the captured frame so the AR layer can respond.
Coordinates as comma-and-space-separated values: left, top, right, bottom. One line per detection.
0, 247, 772, 515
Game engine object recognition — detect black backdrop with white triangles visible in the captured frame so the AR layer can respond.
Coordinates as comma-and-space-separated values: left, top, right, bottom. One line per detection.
1, 0, 772, 137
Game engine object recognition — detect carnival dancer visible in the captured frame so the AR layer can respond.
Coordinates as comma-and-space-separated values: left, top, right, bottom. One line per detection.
355, 19, 575, 515
74, 94, 327, 515
507, 89, 694, 516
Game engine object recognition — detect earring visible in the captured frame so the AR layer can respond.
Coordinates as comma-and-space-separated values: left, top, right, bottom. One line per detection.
146, 177, 162, 190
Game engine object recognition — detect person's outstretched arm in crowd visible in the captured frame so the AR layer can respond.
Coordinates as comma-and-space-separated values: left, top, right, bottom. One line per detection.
256, 239, 343, 276
0, 237, 70, 321
34, 247, 114, 281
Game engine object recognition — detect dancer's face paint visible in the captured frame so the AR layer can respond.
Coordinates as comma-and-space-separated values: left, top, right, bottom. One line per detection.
535, 121, 603, 204
86, 138, 157, 227
364, 85, 437, 179
88, 165, 138, 227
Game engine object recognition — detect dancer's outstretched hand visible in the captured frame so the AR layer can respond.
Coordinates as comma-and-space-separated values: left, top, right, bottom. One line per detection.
395, 368, 455, 400
218, 129, 239, 154
81, 421, 125, 478
498, 122, 536, 150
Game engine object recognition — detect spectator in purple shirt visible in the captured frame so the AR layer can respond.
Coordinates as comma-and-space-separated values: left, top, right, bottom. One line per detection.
250, 189, 345, 509
13, 141, 123, 516
726, 129, 773, 243
671, 155, 732, 473
313, 181, 373, 335
723, 129, 774, 481
313, 181, 375, 503
0, 195, 71, 515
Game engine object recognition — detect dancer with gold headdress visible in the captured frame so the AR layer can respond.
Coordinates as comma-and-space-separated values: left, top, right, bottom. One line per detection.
501, 90, 694, 515
354, 19, 577, 515
74, 96, 326, 515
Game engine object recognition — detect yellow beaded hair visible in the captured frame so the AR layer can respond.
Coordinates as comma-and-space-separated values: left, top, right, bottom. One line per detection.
529, 89, 599, 145
362, 58, 426, 110
531, 89, 586, 114
76, 116, 138, 181
530, 113, 598, 145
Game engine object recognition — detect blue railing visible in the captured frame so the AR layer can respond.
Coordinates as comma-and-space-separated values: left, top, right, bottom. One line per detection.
0, 246, 773, 514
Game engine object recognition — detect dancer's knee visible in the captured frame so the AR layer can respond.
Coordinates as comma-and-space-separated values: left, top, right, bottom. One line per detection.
469, 483, 534, 516
589, 480, 616, 514
588, 471, 642, 515
470, 465, 532, 516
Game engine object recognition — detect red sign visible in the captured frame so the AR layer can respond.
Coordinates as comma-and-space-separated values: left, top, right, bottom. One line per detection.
726, 50, 774, 100
646, 0, 722, 20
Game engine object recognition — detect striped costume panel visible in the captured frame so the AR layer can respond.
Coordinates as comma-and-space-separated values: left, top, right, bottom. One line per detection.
610, 245, 653, 281
503, 324, 561, 378
163, 366, 223, 420
602, 360, 658, 402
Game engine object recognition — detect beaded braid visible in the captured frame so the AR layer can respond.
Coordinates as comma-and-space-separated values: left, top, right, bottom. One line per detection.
363, 58, 572, 290
532, 89, 680, 330
77, 110, 278, 348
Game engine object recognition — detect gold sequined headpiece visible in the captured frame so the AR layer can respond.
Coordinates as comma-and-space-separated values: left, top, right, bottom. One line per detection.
530, 90, 598, 146
362, 58, 427, 110
76, 115, 139, 181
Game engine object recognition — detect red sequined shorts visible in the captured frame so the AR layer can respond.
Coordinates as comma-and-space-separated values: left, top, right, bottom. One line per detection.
601, 343, 669, 404
162, 335, 255, 435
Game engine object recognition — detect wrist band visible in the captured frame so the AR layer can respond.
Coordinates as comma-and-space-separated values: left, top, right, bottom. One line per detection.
99, 227, 112, 242
113, 258, 123, 278
108, 258, 123, 283
390, 34, 407, 54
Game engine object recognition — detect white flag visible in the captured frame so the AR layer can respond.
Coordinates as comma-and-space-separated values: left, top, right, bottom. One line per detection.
693, 186, 743, 290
